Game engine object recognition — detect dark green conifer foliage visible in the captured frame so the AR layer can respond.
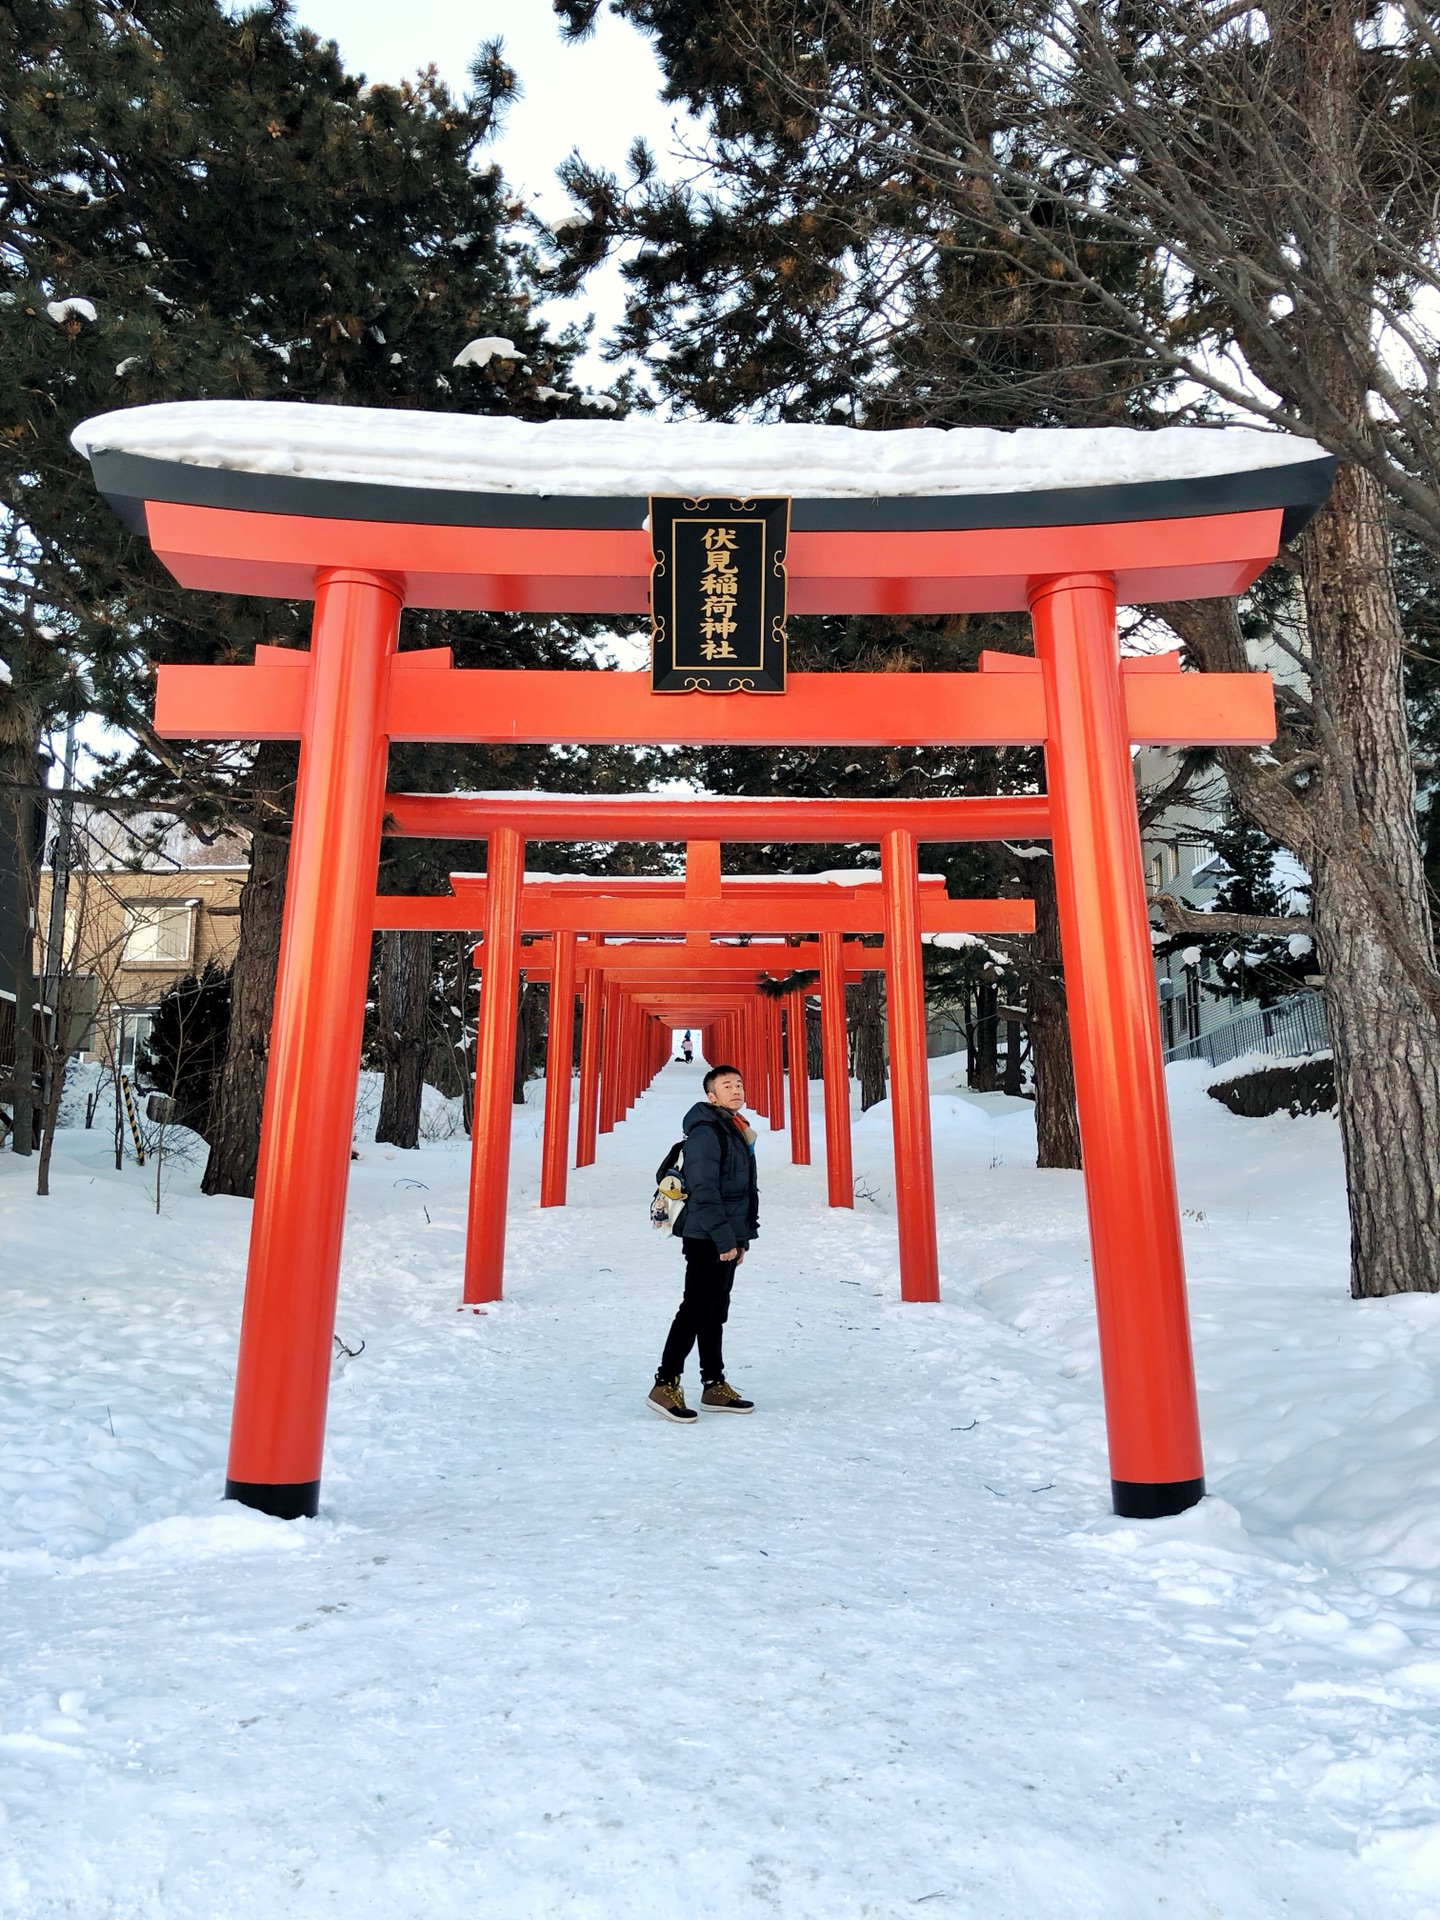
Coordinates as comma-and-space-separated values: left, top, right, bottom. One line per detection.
135, 960, 230, 1138
0, 1, 657, 1188
1155, 814, 1314, 1009
0, 0, 588, 737
0, 2, 649, 789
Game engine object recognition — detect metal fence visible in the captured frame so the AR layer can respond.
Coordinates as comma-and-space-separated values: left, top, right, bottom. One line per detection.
1163, 988, 1330, 1070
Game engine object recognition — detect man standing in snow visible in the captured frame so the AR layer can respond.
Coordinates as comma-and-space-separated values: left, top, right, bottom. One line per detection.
648, 1064, 758, 1422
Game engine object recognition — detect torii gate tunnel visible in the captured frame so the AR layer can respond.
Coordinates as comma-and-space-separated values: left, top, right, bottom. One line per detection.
72, 401, 1334, 1525
374, 832, 1036, 1307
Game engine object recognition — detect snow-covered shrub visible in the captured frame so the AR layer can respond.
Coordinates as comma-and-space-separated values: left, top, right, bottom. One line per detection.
1207, 1058, 1336, 1119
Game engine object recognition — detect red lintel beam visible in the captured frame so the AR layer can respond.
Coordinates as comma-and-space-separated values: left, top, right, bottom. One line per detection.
479, 947, 887, 979
153, 664, 1275, 751
143, 500, 1282, 613
374, 891, 1034, 936
383, 791, 1053, 845
448, 873, 952, 898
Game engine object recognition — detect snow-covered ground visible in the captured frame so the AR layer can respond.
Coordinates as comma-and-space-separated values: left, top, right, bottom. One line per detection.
5, 1056, 1440, 1918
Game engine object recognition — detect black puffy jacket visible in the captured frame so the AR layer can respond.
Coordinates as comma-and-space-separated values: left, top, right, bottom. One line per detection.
672, 1101, 759, 1254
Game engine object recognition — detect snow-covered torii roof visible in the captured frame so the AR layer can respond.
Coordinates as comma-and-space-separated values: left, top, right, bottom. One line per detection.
73, 400, 1333, 542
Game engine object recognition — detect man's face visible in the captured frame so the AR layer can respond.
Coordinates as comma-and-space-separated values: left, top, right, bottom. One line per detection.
707, 1072, 746, 1111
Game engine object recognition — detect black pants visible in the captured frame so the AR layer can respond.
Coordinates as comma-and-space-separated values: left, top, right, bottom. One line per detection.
658, 1237, 742, 1385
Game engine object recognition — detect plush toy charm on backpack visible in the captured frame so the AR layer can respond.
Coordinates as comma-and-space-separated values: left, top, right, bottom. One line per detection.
650, 1139, 687, 1229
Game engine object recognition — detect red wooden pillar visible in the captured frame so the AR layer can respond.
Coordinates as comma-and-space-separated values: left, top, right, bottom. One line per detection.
622, 995, 638, 1112
882, 829, 940, 1303
765, 993, 785, 1132
745, 998, 767, 1117
598, 979, 620, 1133
464, 825, 525, 1303
540, 929, 577, 1208
1030, 570, 1204, 1519
225, 567, 401, 1519
575, 958, 603, 1167
787, 987, 811, 1165
819, 931, 853, 1209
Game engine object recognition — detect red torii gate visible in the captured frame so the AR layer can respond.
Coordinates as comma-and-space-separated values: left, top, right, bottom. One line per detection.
70, 399, 1332, 1524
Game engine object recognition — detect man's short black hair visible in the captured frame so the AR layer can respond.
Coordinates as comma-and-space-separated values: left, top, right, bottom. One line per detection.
703, 1063, 742, 1093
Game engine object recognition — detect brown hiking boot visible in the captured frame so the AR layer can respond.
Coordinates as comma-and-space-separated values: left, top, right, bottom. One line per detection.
647, 1377, 697, 1423
700, 1379, 755, 1413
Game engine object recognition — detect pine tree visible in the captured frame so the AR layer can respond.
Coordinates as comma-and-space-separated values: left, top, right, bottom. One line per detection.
1155, 812, 1315, 1009
135, 961, 230, 1139
0, 1, 658, 1189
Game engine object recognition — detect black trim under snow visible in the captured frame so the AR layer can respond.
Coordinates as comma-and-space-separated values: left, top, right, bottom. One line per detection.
88, 448, 1335, 545
225, 1477, 320, 1520
1111, 1476, 1206, 1519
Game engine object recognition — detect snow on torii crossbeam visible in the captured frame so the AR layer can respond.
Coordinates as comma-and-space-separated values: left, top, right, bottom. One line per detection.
72, 400, 1333, 1526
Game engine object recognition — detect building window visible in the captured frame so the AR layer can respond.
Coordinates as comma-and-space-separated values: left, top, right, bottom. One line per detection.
122, 900, 196, 966
1147, 854, 1164, 892
114, 1006, 158, 1074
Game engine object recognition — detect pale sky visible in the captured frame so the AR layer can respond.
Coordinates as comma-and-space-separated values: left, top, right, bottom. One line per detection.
289, 0, 693, 376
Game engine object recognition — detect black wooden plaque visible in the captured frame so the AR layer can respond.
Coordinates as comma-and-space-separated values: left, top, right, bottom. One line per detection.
650, 495, 788, 693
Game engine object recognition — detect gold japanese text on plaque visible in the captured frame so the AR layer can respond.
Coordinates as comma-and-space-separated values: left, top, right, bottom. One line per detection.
649, 495, 788, 693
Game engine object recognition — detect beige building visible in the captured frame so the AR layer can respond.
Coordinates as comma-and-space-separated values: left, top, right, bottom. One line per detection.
37, 809, 249, 1070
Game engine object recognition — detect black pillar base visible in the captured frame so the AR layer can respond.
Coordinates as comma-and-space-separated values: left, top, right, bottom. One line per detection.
226, 1478, 320, 1520
1111, 1476, 1205, 1520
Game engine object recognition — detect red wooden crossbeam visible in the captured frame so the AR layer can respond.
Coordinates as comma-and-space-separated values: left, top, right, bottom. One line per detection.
374, 885, 1033, 936
383, 791, 1051, 844
153, 660, 1274, 749
481, 938, 884, 978
143, 500, 1282, 613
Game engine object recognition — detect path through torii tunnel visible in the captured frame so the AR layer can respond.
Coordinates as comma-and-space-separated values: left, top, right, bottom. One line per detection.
71, 402, 1334, 1525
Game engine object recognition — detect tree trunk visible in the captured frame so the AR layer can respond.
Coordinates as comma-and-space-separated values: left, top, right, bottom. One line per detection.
375, 929, 431, 1149
1025, 854, 1082, 1170
34, 1033, 65, 1197
1300, 466, 1440, 1296
202, 743, 294, 1198
7, 910, 36, 1156
514, 979, 542, 1104
850, 970, 887, 1111
34, 972, 87, 1196
422, 932, 471, 1100
1003, 1018, 1023, 1096
1168, 466, 1440, 1296
1, 735, 40, 1156
805, 996, 822, 1079
971, 981, 1000, 1091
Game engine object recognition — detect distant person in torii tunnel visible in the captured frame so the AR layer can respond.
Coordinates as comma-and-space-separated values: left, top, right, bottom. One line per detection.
680, 1030, 693, 1063
648, 1065, 758, 1423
